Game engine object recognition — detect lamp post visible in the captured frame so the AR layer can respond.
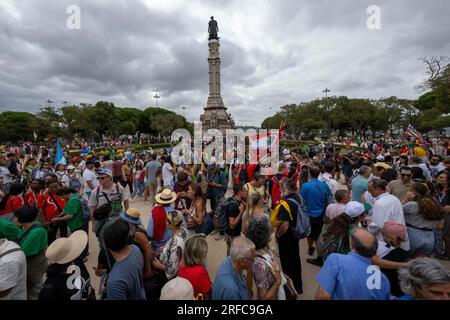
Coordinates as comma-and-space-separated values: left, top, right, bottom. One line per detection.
153, 94, 160, 107
323, 88, 330, 99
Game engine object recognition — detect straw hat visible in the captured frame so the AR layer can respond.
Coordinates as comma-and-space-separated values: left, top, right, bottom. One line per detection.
155, 188, 177, 204
46, 230, 88, 264
120, 208, 142, 225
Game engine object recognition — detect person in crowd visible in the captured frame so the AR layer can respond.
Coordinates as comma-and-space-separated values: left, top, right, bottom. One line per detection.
381, 168, 400, 183
367, 179, 410, 252
212, 236, 255, 300
243, 173, 266, 231
276, 178, 304, 294
82, 159, 99, 199
130, 161, 145, 201
398, 257, 450, 300
174, 171, 192, 211
225, 184, 248, 254
0, 218, 23, 241
301, 166, 332, 257
149, 210, 187, 300
386, 166, 413, 200
268, 162, 285, 209
119, 208, 153, 279
409, 156, 432, 182
38, 178, 67, 244
102, 155, 114, 172
55, 164, 66, 182
112, 157, 124, 185
393, 154, 409, 173
243, 193, 267, 234
39, 230, 94, 300
103, 220, 146, 300
325, 189, 351, 222
178, 234, 212, 300
160, 277, 194, 300
319, 161, 340, 196
180, 183, 205, 236
13, 206, 48, 300
312, 201, 366, 267
52, 187, 89, 259
0, 237, 27, 300
429, 155, 446, 178
61, 165, 82, 193
143, 153, 161, 205
121, 159, 133, 194
315, 228, 391, 300
433, 170, 450, 261
374, 221, 412, 297
147, 188, 178, 251
246, 217, 285, 300
351, 165, 372, 202
402, 183, 445, 256
160, 155, 175, 190
207, 163, 227, 213
89, 169, 130, 222
0, 182, 26, 221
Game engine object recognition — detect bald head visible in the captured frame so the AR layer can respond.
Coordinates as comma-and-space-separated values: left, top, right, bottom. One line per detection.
350, 228, 378, 258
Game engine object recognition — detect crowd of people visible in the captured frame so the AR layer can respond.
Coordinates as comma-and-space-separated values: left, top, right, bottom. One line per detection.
1, 138, 450, 300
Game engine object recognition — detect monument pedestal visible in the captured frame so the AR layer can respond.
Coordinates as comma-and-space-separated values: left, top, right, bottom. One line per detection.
200, 39, 234, 132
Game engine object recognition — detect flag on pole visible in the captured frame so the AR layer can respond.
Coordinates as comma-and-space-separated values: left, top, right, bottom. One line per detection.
55, 141, 67, 165
404, 124, 429, 145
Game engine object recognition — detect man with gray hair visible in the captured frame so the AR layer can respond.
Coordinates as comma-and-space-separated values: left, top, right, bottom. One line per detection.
351, 165, 372, 203
398, 257, 450, 300
212, 236, 255, 300
315, 228, 391, 300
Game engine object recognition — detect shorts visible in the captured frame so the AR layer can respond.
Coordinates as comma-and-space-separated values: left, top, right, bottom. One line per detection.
308, 216, 325, 241
407, 227, 434, 255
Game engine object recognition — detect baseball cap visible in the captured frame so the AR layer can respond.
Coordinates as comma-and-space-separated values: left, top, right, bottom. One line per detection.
97, 169, 112, 177
344, 201, 365, 219
67, 165, 75, 170
376, 155, 385, 162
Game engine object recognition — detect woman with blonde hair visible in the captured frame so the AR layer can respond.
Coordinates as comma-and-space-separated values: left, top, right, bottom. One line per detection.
178, 234, 212, 300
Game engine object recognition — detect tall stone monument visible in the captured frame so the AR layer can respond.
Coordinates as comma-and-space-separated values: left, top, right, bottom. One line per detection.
200, 17, 235, 131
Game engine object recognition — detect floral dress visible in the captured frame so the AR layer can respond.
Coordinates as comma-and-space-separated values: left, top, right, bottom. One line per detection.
159, 232, 186, 280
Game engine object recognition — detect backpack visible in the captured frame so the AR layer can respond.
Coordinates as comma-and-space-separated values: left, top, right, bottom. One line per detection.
284, 197, 311, 239
316, 232, 345, 261
213, 198, 234, 232
73, 195, 91, 223
68, 174, 82, 191
270, 200, 290, 228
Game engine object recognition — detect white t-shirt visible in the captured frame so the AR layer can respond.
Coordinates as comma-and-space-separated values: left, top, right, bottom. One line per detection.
0, 240, 27, 300
0, 166, 12, 184
82, 169, 99, 192
162, 163, 174, 187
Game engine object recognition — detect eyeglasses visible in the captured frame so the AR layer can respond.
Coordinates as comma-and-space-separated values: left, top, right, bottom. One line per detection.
400, 174, 412, 177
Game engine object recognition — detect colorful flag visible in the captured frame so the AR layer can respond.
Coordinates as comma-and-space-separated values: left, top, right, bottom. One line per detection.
55, 141, 67, 165
404, 124, 429, 145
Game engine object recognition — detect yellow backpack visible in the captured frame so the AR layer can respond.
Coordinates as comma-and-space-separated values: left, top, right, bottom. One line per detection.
270, 199, 292, 228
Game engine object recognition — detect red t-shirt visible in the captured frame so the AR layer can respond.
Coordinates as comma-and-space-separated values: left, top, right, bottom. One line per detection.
38, 192, 67, 224
178, 265, 212, 299
0, 195, 25, 215
25, 191, 42, 207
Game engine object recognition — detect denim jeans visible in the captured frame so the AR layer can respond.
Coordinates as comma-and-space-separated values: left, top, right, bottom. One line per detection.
132, 180, 145, 198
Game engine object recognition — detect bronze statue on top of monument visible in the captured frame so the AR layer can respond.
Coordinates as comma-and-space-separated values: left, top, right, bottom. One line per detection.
208, 16, 219, 40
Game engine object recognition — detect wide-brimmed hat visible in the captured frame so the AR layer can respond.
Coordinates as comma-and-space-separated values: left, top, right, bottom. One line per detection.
120, 208, 142, 225
155, 188, 177, 204
46, 230, 88, 264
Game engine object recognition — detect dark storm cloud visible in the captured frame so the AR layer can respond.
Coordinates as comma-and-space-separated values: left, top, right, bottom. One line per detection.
0, 0, 449, 125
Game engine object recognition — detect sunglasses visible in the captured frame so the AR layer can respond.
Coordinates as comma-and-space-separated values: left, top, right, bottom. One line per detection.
401, 174, 412, 177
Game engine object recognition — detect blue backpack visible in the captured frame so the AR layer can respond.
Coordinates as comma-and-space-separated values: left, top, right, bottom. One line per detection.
73, 195, 91, 223
285, 196, 311, 239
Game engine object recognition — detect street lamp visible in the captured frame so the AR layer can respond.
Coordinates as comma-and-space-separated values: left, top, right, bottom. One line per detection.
153, 93, 160, 107
323, 88, 330, 99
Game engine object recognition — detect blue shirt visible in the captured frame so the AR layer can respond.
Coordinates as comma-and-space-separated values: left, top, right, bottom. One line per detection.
300, 179, 332, 218
212, 256, 249, 300
208, 171, 227, 198
316, 252, 391, 300
351, 176, 368, 202
107, 245, 146, 300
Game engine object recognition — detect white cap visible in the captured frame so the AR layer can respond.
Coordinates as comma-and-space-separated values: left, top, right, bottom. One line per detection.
344, 201, 365, 219
160, 277, 193, 300
67, 165, 75, 170
376, 155, 385, 162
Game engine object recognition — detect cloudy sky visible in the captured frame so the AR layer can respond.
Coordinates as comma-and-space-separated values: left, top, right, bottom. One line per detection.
1, 0, 449, 126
